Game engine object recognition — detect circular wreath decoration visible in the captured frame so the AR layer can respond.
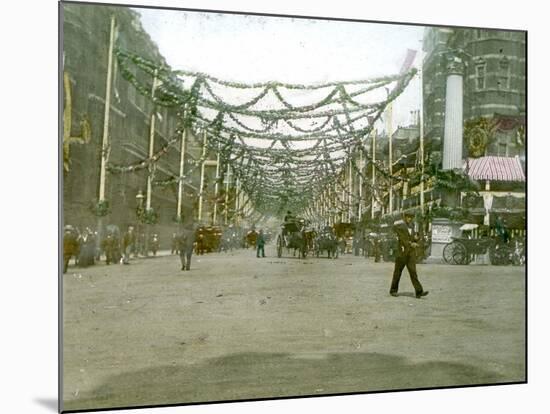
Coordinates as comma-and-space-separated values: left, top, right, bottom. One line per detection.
90, 200, 110, 217
143, 207, 159, 225
464, 118, 497, 158
467, 125, 488, 157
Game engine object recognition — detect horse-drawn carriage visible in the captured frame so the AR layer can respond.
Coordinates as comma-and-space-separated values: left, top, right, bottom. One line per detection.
277, 218, 308, 258
442, 223, 525, 265
195, 225, 222, 254
333, 222, 354, 254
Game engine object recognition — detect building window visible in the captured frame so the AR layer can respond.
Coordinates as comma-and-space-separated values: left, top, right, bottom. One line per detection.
475, 29, 488, 39
497, 58, 511, 90
475, 64, 486, 90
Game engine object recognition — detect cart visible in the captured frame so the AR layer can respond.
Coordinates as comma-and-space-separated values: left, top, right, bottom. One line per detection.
442, 223, 521, 265
277, 218, 307, 259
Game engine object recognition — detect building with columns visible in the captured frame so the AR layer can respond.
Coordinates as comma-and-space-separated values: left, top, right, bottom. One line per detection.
422, 26, 526, 239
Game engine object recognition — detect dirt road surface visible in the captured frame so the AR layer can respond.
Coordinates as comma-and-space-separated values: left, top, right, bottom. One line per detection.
62, 246, 525, 411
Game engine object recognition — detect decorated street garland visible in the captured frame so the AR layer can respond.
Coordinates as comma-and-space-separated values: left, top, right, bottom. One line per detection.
111, 46, 418, 217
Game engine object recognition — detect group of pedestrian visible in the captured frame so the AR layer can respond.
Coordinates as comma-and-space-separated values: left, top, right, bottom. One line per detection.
64, 211, 430, 299
62, 225, 99, 273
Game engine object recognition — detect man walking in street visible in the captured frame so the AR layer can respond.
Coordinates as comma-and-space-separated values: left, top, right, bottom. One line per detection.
389, 212, 429, 299
122, 225, 136, 265
256, 229, 266, 258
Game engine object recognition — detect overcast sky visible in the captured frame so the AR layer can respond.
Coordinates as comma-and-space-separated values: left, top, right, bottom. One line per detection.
135, 7, 425, 132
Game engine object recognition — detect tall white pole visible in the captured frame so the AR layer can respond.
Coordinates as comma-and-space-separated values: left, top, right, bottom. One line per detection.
359, 149, 363, 221
340, 174, 343, 222
419, 58, 425, 215
213, 146, 221, 224
98, 15, 116, 203
176, 124, 186, 219
349, 157, 353, 221
198, 130, 207, 221
224, 165, 231, 225
146, 69, 159, 211
387, 102, 394, 215
235, 177, 240, 225
333, 183, 340, 224
371, 129, 377, 220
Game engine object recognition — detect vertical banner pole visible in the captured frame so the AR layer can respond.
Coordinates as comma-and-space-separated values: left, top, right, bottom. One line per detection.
213, 146, 221, 225
198, 130, 207, 221
176, 122, 186, 220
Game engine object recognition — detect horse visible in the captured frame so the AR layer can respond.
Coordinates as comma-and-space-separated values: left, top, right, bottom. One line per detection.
63, 227, 80, 273
176, 227, 196, 271
314, 229, 339, 259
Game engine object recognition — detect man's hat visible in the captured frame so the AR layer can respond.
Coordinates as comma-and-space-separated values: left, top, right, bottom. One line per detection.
403, 211, 415, 218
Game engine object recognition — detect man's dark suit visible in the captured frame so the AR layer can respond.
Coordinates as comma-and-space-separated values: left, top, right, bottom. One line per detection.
389, 219, 425, 297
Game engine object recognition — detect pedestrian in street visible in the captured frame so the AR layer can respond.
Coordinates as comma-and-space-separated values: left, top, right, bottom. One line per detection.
122, 225, 136, 264
256, 229, 266, 258
495, 215, 510, 244
389, 212, 429, 299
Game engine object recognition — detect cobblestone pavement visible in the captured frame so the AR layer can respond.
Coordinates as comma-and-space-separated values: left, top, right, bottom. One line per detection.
62, 246, 526, 411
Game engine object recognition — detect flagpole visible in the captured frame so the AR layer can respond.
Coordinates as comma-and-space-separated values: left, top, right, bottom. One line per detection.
224, 165, 231, 225
176, 118, 186, 220
371, 129, 377, 220
387, 101, 393, 215
359, 149, 363, 221
97, 15, 116, 251
98, 15, 116, 204
213, 145, 221, 225
348, 156, 353, 221
146, 69, 158, 211
198, 130, 207, 222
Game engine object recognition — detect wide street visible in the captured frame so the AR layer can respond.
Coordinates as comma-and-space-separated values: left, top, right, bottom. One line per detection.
62, 245, 525, 411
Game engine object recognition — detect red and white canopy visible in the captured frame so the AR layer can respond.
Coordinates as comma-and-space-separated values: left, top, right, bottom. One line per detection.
465, 156, 525, 182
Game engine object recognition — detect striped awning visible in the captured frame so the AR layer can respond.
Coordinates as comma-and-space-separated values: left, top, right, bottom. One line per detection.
465, 156, 525, 182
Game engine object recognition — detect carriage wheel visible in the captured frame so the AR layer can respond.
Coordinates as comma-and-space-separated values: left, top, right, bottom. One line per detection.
443, 241, 467, 265
277, 235, 283, 258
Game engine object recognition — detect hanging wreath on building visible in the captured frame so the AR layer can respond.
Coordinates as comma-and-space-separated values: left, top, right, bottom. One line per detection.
90, 200, 110, 217
464, 118, 498, 158
143, 207, 159, 225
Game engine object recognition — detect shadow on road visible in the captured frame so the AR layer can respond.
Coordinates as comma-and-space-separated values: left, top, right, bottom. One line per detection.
65, 351, 513, 411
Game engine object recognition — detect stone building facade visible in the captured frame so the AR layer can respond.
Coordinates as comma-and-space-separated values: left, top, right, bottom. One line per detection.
62, 3, 238, 247
422, 26, 526, 163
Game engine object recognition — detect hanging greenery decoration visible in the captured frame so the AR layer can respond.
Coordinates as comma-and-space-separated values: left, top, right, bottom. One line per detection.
112, 45, 419, 216
90, 199, 110, 217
